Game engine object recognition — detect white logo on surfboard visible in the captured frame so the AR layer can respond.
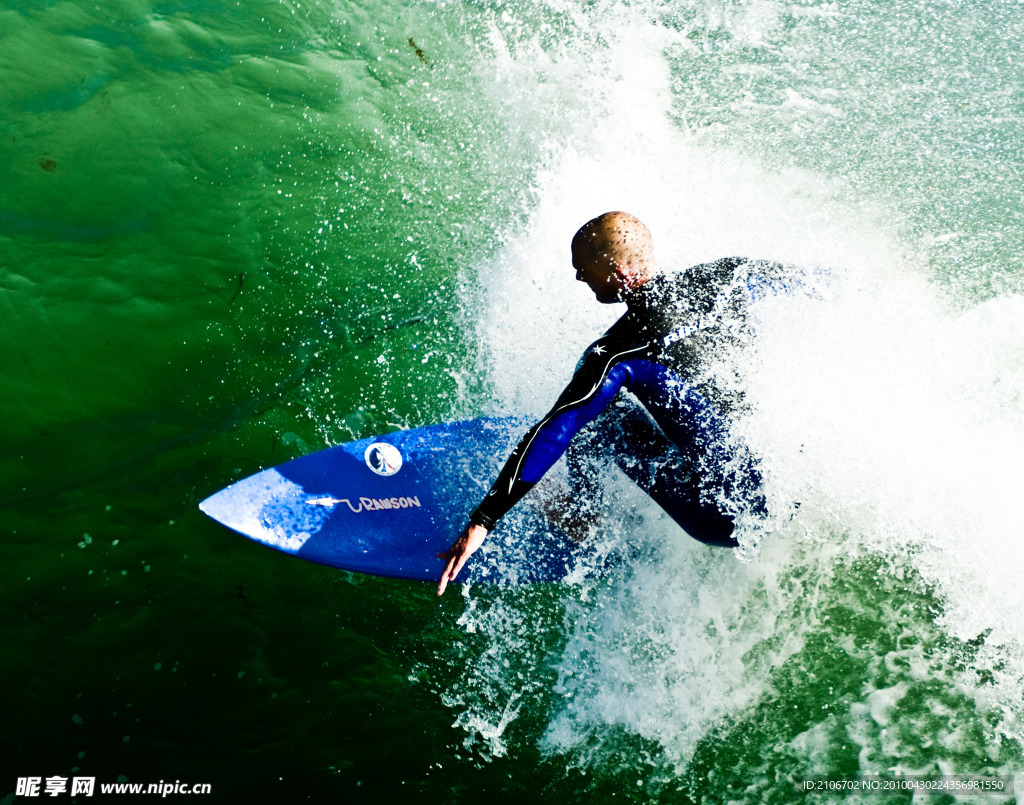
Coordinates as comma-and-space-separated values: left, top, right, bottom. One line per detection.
364, 442, 402, 476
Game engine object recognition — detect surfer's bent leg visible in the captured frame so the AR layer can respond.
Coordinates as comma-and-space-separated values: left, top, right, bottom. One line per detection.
568, 395, 761, 548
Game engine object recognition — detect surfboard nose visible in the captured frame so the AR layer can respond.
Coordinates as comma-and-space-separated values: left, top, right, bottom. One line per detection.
199, 468, 327, 554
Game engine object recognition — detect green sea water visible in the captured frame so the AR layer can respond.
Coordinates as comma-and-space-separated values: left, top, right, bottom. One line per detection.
3, 0, 1024, 802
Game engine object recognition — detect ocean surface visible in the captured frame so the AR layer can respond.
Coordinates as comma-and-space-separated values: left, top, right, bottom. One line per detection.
3, 0, 1024, 801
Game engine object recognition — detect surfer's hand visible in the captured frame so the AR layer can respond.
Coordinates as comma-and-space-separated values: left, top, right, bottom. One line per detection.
437, 523, 488, 596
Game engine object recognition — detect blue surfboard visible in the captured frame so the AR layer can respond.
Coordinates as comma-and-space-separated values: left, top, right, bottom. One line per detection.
200, 417, 607, 584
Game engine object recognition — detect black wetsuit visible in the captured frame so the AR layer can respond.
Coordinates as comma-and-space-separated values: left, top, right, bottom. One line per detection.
469, 257, 789, 547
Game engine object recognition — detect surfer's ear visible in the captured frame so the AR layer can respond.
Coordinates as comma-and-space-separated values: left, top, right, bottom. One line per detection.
616, 263, 645, 291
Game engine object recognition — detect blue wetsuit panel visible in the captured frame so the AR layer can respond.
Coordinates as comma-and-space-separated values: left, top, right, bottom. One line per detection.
520, 363, 635, 483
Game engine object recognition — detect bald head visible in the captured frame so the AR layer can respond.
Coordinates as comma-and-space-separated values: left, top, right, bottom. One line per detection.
571, 212, 654, 268
571, 212, 655, 303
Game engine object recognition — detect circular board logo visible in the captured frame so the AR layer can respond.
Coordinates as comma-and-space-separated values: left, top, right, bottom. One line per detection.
364, 443, 403, 476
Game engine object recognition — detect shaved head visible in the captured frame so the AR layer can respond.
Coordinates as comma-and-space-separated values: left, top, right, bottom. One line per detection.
571, 211, 654, 271
571, 212, 655, 303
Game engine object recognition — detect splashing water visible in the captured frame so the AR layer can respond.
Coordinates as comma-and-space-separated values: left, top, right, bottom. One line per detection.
438, 0, 1024, 794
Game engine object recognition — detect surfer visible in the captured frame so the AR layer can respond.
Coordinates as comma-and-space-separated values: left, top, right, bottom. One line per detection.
438, 211, 781, 595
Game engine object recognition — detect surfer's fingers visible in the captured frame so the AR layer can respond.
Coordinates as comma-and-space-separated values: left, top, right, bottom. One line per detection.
438, 553, 460, 595
438, 524, 484, 594
450, 554, 469, 581
442, 549, 472, 592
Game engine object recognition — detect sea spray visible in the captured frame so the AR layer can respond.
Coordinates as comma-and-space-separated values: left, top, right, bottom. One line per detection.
440, 0, 1024, 793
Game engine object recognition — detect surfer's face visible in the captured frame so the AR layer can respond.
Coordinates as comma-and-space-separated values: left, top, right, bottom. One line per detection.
572, 244, 628, 304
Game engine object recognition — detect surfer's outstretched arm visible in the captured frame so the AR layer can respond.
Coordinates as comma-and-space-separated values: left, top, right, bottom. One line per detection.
437, 523, 488, 595
435, 339, 640, 595
469, 340, 642, 530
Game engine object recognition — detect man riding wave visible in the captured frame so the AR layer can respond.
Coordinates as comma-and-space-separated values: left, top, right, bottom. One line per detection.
438, 212, 785, 594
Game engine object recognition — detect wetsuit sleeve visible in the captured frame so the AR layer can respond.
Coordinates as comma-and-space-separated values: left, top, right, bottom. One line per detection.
468, 338, 648, 529
687, 257, 807, 309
